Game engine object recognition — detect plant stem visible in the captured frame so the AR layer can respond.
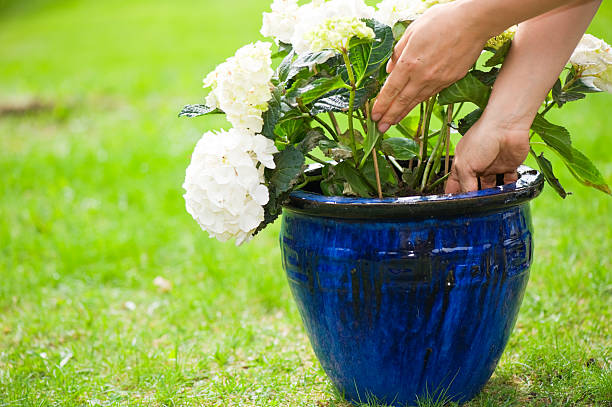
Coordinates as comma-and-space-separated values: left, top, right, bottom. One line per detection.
328, 112, 342, 136
540, 102, 555, 116
297, 102, 339, 141
356, 108, 368, 133
451, 102, 464, 123
425, 172, 450, 193
415, 96, 436, 182
444, 104, 454, 176
372, 149, 383, 199
295, 175, 324, 190
388, 155, 404, 173
419, 98, 435, 164
341, 51, 359, 166
386, 154, 403, 186
421, 103, 447, 192
306, 153, 328, 166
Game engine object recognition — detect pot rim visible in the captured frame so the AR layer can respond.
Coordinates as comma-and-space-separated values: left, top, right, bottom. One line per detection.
284, 165, 545, 219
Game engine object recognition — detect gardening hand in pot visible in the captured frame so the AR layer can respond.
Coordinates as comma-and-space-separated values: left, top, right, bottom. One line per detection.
445, 0, 602, 193
371, 0, 602, 134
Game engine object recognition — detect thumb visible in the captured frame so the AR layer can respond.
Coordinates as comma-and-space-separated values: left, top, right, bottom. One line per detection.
445, 172, 461, 194
459, 172, 479, 193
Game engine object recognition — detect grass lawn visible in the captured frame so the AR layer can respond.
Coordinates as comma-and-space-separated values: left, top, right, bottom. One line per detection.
0, 0, 610, 405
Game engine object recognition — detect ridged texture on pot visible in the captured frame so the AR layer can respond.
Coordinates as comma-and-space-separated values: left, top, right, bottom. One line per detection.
280, 204, 534, 405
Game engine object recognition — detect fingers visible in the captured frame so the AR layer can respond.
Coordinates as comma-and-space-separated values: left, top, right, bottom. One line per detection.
387, 31, 411, 73
376, 83, 427, 132
447, 171, 519, 195
389, 84, 447, 128
504, 171, 518, 184
445, 162, 478, 194
445, 173, 461, 194
371, 61, 413, 125
480, 175, 497, 190
460, 173, 479, 193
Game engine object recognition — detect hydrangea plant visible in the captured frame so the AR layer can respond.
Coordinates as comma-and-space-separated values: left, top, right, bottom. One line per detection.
180, 0, 611, 245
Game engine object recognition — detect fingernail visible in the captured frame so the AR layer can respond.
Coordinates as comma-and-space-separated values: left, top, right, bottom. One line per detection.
378, 123, 390, 133
372, 112, 381, 121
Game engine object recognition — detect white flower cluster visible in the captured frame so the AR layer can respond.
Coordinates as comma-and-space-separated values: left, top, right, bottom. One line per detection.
374, 0, 455, 28
570, 34, 612, 93
261, 0, 375, 56
203, 42, 274, 134
183, 129, 278, 246
305, 17, 375, 53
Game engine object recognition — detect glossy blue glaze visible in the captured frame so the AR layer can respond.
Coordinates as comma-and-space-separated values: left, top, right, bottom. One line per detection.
280, 169, 543, 406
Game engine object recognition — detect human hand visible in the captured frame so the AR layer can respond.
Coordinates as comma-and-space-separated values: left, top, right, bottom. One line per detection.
445, 118, 531, 194
371, 3, 491, 133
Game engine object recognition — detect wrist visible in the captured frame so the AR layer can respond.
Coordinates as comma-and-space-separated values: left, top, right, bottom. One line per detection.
480, 106, 537, 133
453, 0, 510, 40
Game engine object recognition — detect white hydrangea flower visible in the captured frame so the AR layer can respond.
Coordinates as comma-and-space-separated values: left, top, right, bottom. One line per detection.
183, 129, 278, 246
304, 17, 375, 53
570, 34, 612, 93
374, 0, 421, 27
374, 0, 455, 28
261, 0, 300, 44
260, 0, 374, 57
203, 42, 274, 134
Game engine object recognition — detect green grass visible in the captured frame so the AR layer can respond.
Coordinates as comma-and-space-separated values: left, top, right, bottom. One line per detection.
0, 0, 611, 406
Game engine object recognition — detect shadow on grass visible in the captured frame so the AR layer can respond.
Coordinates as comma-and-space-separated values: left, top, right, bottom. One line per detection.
323, 374, 534, 407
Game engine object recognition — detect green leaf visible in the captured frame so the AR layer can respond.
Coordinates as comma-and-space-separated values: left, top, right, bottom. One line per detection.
551, 78, 585, 107
457, 108, 483, 135
276, 118, 308, 143
392, 21, 408, 40
262, 87, 283, 140
533, 152, 568, 199
381, 137, 419, 160
531, 114, 572, 161
283, 51, 335, 86
271, 42, 292, 59
294, 50, 336, 68
267, 145, 305, 198
348, 19, 394, 83
178, 104, 222, 118
320, 165, 344, 196
332, 161, 374, 197
438, 73, 491, 108
472, 68, 499, 86
564, 69, 601, 94
362, 152, 397, 190
277, 50, 295, 83
310, 76, 379, 114
297, 128, 328, 154
319, 139, 353, 161
485, 40, 512, 67
562, 147, 611, 195
298, 76, 348, 105
360, 117, 383, 167
395, 115, 419, 138
285, 78, 311, 102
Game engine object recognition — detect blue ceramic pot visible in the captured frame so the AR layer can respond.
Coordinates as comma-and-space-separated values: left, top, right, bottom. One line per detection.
280, 166, 544, 406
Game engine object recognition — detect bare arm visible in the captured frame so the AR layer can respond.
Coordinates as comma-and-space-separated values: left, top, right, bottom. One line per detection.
445, 0, 602, 194
371, 0, 598, 132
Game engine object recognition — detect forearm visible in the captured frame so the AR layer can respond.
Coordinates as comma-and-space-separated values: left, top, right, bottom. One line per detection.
457, 0, 598, 38
480, 0, 602, 130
